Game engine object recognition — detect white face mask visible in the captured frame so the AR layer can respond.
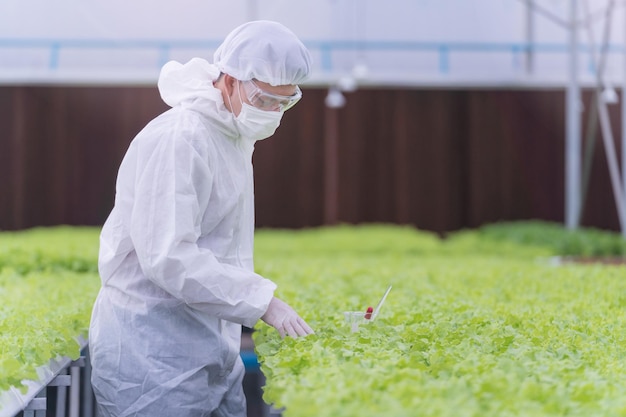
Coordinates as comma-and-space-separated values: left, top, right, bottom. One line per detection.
229, 80, 284, 140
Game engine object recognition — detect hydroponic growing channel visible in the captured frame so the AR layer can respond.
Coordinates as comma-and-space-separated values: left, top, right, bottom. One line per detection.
0, 222, 625, 417
251, 223, 626, 417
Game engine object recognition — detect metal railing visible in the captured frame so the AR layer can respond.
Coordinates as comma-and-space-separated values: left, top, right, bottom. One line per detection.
0, 38, 623, 80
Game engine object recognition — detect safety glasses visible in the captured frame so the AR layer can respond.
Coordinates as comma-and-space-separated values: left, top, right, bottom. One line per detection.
240, 79, 302, 111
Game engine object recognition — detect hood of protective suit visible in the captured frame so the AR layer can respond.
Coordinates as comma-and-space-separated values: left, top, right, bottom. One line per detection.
214, 20, 312, 86
157, 57, 239, 137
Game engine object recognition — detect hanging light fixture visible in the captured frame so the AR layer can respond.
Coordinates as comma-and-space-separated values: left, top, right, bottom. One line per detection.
325, 87, 346, 108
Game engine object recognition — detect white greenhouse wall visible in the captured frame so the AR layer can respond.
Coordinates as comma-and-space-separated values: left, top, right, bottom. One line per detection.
0, 0, 625, 86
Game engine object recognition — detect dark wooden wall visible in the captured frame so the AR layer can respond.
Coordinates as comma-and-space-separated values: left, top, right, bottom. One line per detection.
0, 85, 621, 233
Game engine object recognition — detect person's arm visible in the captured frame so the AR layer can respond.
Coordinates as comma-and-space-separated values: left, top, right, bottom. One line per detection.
261, 297, 314, 338
129, 120, 275, 328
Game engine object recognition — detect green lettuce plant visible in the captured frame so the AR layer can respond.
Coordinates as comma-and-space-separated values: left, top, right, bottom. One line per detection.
1, 221, 624, 415
0, 227, 100, 392
253, 224, 626, 417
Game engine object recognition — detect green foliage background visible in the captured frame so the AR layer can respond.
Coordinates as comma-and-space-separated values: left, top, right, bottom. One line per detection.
252, 223, 626, 417
0, 227, 100, 392
1, 221, 625, 416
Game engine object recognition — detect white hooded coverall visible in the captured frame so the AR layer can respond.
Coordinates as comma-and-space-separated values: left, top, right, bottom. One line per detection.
89, 21, 311, 417
89, 21, 310, 417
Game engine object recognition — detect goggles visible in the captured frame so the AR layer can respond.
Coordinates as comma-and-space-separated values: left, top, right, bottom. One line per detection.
240, 79, 302, 111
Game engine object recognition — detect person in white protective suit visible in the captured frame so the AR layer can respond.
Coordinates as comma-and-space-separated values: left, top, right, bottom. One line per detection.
88, 20, 314, 417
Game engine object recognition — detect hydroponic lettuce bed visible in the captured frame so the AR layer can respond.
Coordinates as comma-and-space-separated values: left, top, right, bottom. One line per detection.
0, 227, 100, 397
252, 223, 626, 417
0, 222, 625, 417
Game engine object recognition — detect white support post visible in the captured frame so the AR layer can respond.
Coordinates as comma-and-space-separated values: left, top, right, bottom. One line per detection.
69, 358, 85, 417
623, 3, 626, 237
596, 96, 626, 232
52, 370, 71, 417
566, 0, 582, 230
82, 348, 95, 417
526, 0, 534, 74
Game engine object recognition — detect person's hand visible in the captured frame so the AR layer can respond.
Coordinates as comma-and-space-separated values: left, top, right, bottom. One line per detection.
261, 297, 314, 338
